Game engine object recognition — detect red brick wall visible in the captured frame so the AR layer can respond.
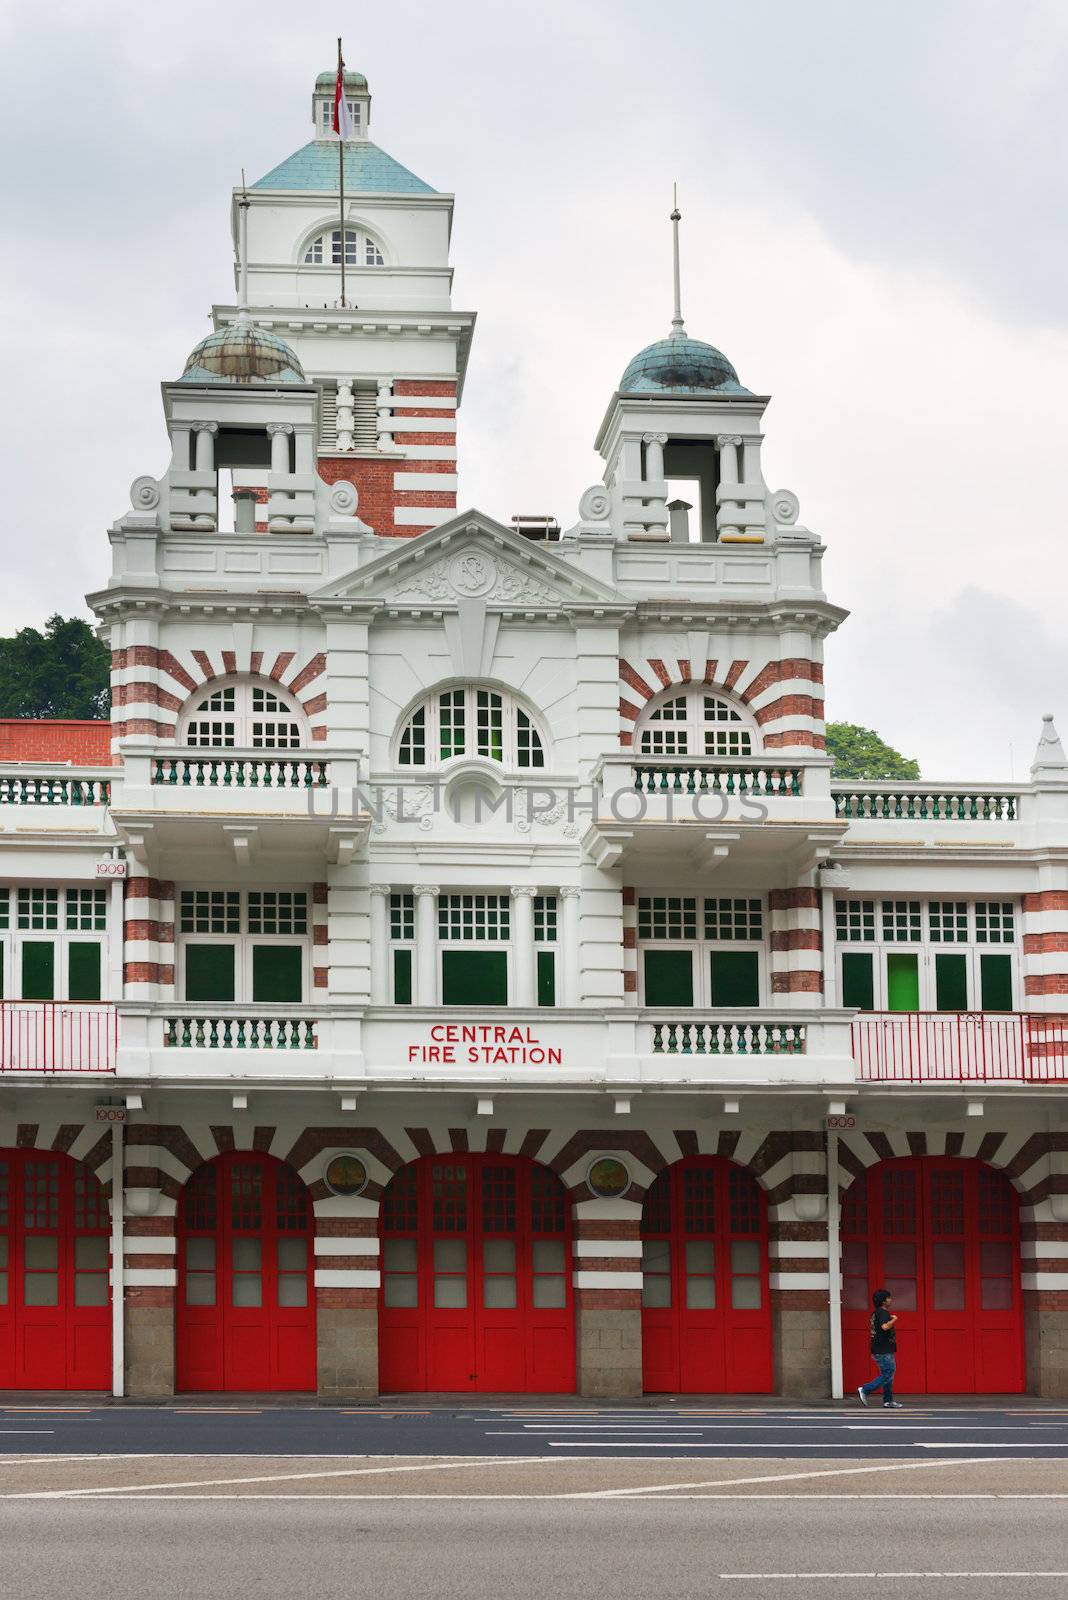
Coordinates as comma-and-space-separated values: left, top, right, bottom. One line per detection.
0, 719, 113, 765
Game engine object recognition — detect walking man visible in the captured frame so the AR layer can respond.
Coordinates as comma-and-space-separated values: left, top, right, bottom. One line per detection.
857, 1288, 903, 1409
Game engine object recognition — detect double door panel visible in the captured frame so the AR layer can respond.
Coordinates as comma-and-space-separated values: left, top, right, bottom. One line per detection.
841, 1157, 1023, 1394
0, 1150, 111, 1390
641, 1158, 772, 1394
380, 1155, 574, 1393
177, 1153, 315, 1392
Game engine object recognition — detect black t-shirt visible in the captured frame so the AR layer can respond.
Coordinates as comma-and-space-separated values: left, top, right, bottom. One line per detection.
870, 1306, 896, 1354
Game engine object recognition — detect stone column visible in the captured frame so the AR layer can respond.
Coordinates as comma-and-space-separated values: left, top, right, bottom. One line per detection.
511, 886, 537, 1007
574, 1191, 644, 1397
191, 421, 218, 530
642, 431, 668, 539
268, 421, 293, 475
559, 887, 581, 1007
414, 885, 439, 1005
716, 433, 742, 539
369, 884, 391, 1005
336, 378, 355, 452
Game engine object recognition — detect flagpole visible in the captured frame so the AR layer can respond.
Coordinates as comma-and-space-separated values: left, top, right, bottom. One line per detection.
337, 36, 347, 308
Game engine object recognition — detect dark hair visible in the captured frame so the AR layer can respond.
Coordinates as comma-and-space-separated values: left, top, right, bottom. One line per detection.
872, 1288, 891, 1308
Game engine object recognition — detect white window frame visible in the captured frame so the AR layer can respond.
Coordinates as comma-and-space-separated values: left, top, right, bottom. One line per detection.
177, 887, 312, 1005
635, 685, 759, 759
317, 98, 363, 136
0, 886, 111, 1002
437, 892, 513, 1006
834, 896, 1019, 1010
394, 686, 548, 772
177, 678, 309, 751
302, 226, 384, 267
635, 893, 766, 1007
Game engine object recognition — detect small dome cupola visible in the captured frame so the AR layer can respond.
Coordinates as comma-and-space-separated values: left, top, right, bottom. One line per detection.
312, 65, 371, 141
178, 324, 306, 386
619, 191, 750, 397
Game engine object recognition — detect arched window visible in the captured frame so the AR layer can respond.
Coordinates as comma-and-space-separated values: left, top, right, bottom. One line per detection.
396, 688, 546, 770
179, 680, 308, 750
636, 687, 756, 759
303, 227, 384, 267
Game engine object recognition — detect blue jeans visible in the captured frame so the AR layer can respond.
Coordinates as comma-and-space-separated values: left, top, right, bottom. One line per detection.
861, 1353, 896, 1403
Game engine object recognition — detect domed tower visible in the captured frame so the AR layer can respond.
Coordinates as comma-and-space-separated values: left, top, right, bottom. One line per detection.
593, 200, 773, 545
205, 65, 474, 539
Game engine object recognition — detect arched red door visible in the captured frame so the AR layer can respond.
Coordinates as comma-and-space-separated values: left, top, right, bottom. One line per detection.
177, 1152, 315, 1392
841, 1157, 1023, 1394
0, 1149, 111, 1390
641, 1157, 772, 1393
379, 1154, 574, 1393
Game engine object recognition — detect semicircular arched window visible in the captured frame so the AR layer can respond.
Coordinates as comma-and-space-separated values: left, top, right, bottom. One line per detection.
396, 688, 546, 770
302, 227, 384, 267
179, 680, 308, 750
636, 687, 756, 759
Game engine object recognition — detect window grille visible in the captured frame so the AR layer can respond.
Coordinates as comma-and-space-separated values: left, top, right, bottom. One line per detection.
303, 227, 383, 266
882, 900, 922, 942
390, 893, 415, 940
17, 888, 58, 930
397, 689, 545, 770
929, 901, 969, 942
180, 680, 308, 749
180, 890, 241, 935
975, 902, 1015, 944
65, 889, 107, 932
437, 894, 510, 942
704, 898, 763, 941
533, 895, 558, 943
835, 899, 875, 942
637, 896, 698, 941
637, 688, 755, 759
247, 892, 308, 936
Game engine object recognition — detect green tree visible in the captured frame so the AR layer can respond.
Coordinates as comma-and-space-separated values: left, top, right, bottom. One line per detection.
0, 614, 110, 720
826, 721, 920, 780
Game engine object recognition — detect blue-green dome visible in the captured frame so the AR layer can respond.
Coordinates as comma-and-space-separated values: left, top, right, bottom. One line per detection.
179, 322, 306, 386
620, 333, 748, 395
315, 68, 368, 91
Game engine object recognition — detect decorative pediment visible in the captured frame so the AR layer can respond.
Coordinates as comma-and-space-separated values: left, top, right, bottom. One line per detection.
311, 509, 629, 613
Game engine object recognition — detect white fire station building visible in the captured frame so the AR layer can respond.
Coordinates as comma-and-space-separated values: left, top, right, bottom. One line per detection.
2, 67, 1067, 1401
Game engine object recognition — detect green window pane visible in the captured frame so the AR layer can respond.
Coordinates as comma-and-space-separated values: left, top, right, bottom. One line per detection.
68, 943, 102, 1002
980, 953, 1013, 1012
252, 945, 302, 1003
935, 953, 968, 1012
886, 952, 920, 1012
442, 950, 507, 1006
841, 951, 875, 1010
21, 942, 55, 1001
537, 949, 556, 1008
643, 949, 693, 1007
394, 948, 413, 1006
184, 944, 235, 1003
709, 950, 760, 1007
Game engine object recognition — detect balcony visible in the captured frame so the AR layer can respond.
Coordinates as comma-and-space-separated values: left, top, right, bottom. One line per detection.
585, 752, 842, 869
0, 1001, 117, 1074
109, 742, 368, 871
0, 769, 112, 807
852, 1012, 1068, 1083
115, 1004, 857, 1088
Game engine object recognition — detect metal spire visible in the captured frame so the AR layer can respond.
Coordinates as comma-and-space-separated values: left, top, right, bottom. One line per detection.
670, 183, 685, 338
236, 167, 251, 321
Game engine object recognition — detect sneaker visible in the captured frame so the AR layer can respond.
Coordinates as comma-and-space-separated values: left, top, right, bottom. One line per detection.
883, 1401, 904, 1408
857, 1387, 868, 1407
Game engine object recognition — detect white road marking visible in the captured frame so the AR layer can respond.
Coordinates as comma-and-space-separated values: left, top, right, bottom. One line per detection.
920, 1442, 1068, 1449
546, 1441, 981, 1450
572, 1455, 1007, 1497
720, 1575, 1068, 1581
0, 1431, 54, 1436
4, 1456, 558, 1499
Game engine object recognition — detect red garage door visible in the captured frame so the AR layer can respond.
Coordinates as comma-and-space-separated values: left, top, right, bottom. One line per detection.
842, 1157, 1024, 1394
379, 1155, 574, 1393
641, 1157, 772, 1394
0, 1149, 111, 1390
177, 1153, 315, 1393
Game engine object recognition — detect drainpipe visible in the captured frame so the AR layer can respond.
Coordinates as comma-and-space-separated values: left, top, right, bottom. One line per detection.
111, 1121, 125, 1398
826, 1128, 843, 1399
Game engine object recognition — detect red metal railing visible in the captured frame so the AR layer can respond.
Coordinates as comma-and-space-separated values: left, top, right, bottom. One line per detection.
0, 1002, 117, 1074
852, 1011, 1068, 1083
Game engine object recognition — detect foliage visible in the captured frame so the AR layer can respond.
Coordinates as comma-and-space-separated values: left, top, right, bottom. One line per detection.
0, 614, 110, 720
826, 721, 920, 781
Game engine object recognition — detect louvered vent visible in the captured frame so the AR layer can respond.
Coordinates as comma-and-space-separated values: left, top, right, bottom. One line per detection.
318, 383, 379, 453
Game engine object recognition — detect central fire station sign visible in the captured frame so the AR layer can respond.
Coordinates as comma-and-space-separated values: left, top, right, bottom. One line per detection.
406, 1024, 563, 1066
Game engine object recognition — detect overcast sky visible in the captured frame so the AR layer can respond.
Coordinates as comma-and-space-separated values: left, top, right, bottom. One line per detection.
2, 0, 1066, 777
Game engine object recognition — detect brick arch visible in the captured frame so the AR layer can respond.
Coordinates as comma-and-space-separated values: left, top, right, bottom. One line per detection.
835, 1130, 1059, 1205
110, 648, 328, 743
618, 654, 825, 751
0, 1121, 116, 1196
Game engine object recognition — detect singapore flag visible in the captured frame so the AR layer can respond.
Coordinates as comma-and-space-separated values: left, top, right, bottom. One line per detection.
333, 60, 352, 140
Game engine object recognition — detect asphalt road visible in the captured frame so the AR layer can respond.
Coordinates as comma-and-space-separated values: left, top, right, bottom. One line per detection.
2, 1493, 1068, 1600
2, 1402, 1068, 1457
